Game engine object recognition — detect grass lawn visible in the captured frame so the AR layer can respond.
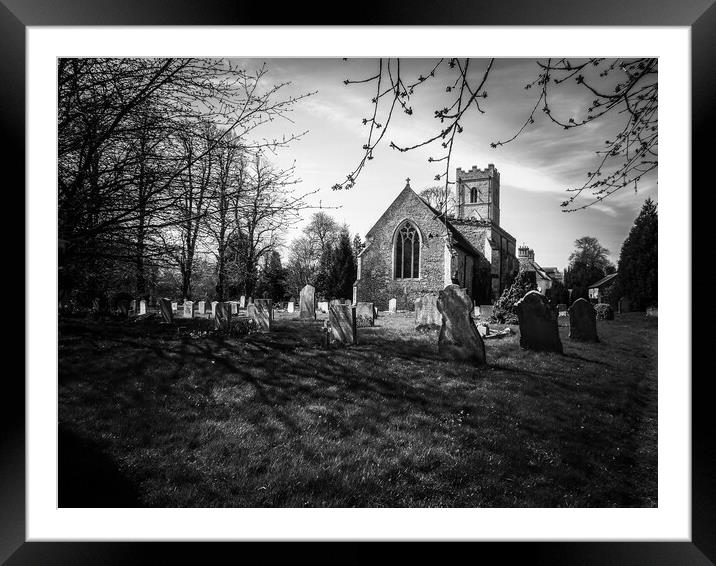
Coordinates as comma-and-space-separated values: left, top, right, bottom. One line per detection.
58, 311, 657, 507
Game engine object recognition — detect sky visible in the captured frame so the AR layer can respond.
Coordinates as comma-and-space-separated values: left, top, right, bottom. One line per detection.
232, 58, 657, 271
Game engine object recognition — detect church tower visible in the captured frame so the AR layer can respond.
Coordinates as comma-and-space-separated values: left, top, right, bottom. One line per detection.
456, 164, 500, 226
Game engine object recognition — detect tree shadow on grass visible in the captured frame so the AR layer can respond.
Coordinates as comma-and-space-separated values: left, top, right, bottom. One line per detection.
58, 424, 140, 507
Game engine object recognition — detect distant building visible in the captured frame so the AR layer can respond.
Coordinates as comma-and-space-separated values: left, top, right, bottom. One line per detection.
516, 245, 556, 293
354, 165, 519, 310
587, 272, 619, 303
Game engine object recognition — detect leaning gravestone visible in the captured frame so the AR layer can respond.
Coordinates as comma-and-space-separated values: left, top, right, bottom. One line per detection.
239, 295, 246, 308
388, 298, 397, 313
415, 294, 442, 329
329, 304, 356, 345
355, 302, 374, 327
515, 291, 563, 354
568, 298, 598, 342
436, 285, 486, 364
159, 298, 173, 323
183, 301, 194, 318
287, 301, 295, 313
214, 302, 232, 330
300, 284, 316, 320
252, 299, 273, 332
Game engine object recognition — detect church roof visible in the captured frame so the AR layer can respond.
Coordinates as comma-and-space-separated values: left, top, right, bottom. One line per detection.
364, 180, 485, 259
588, 272, 618, 288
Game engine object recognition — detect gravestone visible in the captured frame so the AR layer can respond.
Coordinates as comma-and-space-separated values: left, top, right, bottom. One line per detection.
373, 306, 379, 318
329, 299, 341, 307
355, 302, 375, 327
329, 304, 356, 345
239, 295, 246, 308
317, 301, 329, 313
415, 294, 442, 329
252, 299, 273, 332
159, 298, 173, 323
139, 299, 147, 315
211, 301, 218, 317
618, 297, 631, 314
436, 285, 486, 364
171, 302, 178, 313
388, 298, 397, 313
568, 298, 598, 342
287, 301, 295, 313
198, 300, 206, 314
214, 302, 232, 330
344, 298, 352, 305
300, 284, 316, 320
230, 301, 238, 315
183, 301, 194, 318
248, 297, 253, 305
130, 299, 138, 314
515, 291, 563, 353
477, 323, 489, 337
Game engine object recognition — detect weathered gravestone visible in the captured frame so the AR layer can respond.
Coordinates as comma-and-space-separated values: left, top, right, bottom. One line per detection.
211, 301, 218, 317
300, 285, 316, 319
329, 304, 356, 345
139, 299, 147, 315
618, 297, 631, 314
355, 302, 374, 327
230, 301, 238, 315
477, 323, 489, 337
214, 302, 232, 330
317, 301, 329, 313
287, 301, 295, 313
252, 299, 273, 332
171, 302, 178, 313
388, 298, 397, 313
159, 298, 173, 323
183, 301, 194, 318
436, 285, 486, 364
343, 298, 352, 305
415, 294, 442, 329
568, 298, 598, 342
198, 300, 206, 314
239, 295, 246, 308
515, 291, 563, 353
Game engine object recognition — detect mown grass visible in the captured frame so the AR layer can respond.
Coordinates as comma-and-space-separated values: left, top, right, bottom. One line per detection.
58, 311, 657, 507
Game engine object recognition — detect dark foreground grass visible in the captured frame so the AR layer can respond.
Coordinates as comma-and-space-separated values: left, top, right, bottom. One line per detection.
58, 312, 657, 507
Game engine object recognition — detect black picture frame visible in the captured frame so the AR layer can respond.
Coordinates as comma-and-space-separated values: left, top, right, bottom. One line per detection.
4, 1, 711, 563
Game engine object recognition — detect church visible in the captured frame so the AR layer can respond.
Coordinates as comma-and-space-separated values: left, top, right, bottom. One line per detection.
354, 164, 519, 311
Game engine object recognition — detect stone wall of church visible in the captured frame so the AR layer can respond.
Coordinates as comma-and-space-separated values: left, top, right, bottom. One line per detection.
355, 188, 449, 311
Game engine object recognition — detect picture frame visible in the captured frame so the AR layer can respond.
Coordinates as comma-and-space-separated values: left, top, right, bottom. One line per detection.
4, 0, 711, 562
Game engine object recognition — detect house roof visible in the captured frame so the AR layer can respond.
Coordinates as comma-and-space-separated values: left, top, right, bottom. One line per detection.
588, 272, 618, 288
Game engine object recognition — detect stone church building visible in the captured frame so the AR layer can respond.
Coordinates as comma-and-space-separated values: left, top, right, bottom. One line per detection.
354, 164, 519, 311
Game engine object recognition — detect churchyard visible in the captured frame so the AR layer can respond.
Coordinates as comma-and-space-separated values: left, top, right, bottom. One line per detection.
59, 299, 657, 508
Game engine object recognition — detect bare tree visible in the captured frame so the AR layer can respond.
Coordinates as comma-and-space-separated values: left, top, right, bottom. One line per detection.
334, 58, 657, 213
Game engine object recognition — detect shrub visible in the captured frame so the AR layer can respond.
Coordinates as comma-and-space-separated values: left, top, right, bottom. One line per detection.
594, 303, 614, 320
490, 270, 535, 324
229, 317, 260, 336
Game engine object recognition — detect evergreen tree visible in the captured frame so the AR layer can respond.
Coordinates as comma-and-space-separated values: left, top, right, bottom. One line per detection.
314, 244, 335, 299
615, 199, 658, 310
331, 230, 357, 300
491, 270, 537, 324
565, 236, 614, 301
255, 250, 287, 300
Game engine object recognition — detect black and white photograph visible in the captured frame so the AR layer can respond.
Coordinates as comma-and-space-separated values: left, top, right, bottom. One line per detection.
55, 55, 660, 510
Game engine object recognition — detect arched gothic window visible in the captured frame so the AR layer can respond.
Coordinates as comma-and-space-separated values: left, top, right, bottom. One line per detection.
394, 221, 420, 279
470, 186, 478, 203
